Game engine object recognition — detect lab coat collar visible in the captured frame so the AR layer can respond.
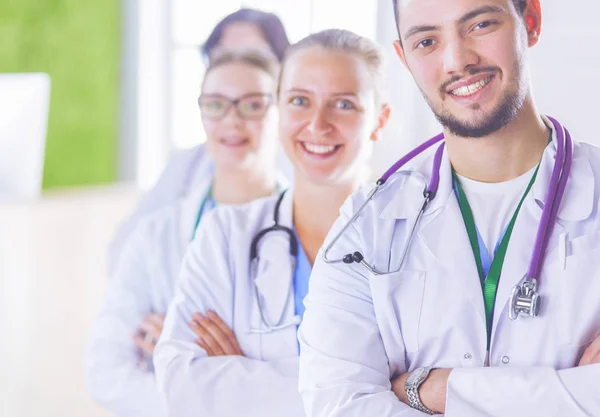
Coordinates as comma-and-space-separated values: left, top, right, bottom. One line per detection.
380, 117, 594, 223
182, 173, 290, 243
379, 145, 455, 220
276, 185, 294, 229
530, 117, 594, 222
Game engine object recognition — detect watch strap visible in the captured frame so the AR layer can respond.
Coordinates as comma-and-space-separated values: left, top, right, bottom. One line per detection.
405, 367, 436, 415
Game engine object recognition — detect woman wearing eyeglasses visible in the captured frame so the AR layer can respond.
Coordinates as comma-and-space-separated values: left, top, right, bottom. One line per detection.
109, 9, 291, 275
86, 50, 283, 417
154, 29, 391, 417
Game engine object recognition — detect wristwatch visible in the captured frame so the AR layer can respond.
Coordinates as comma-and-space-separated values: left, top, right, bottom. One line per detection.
404, 366, 436, 415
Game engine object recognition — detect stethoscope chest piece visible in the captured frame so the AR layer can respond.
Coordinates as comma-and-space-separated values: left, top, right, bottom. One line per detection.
509, 278, 541, 320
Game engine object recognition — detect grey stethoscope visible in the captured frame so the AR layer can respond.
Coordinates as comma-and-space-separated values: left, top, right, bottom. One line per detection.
323, 116, 573, 321
247, 190, 302, 333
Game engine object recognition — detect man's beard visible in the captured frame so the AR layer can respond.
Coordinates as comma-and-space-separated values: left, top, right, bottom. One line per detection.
422, 66, 527, 138
430, 89, 524, 138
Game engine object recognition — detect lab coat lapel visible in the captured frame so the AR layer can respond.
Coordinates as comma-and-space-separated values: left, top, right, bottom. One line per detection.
417, 154, 487, 325
531, 125, 595, 224
252, 190, 296, 330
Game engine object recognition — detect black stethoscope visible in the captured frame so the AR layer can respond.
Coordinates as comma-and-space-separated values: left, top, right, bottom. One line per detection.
248, 190, 302, 333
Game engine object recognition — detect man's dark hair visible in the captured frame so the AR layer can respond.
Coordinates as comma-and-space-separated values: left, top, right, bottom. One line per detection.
392, 0, 528, 40
202, 8, 290, 66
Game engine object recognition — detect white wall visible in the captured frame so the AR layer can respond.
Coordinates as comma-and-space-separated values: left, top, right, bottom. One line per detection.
529, 0, 600, 145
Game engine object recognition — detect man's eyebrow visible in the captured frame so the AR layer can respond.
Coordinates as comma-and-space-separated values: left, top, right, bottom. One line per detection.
403, 5, 505, 40
404, 24, 440, 41
457, 5, 505, 25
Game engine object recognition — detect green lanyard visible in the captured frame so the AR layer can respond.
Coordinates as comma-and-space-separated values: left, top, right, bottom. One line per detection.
191, 184, 215, 241
190, 181, 286, 241
453, 164, 540, 349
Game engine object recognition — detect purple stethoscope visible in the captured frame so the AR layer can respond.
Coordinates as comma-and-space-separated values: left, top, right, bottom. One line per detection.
323, 116, 573, 321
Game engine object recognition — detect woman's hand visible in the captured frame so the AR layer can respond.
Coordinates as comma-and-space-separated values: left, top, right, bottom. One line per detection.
190, 310, 244, 356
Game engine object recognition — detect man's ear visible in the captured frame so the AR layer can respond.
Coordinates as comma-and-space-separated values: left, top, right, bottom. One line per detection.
393, 40, 409, 70
524, 0, 543, 46
370, 104, 391, 142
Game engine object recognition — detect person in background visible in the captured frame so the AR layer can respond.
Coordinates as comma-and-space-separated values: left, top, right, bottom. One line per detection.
201, 8, 290, 64
109, 8, 291, 273
86, 50, 283, 417
153, 29, 391, 417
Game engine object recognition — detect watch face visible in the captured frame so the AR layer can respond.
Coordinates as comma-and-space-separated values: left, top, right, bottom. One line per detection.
406, 367, 426, 385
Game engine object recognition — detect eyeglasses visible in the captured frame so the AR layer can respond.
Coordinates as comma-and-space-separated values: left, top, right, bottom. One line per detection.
198, 93, 273, 121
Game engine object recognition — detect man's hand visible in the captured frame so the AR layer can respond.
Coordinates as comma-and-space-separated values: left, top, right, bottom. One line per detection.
133, 313, 165, 357
579, 334, 600, 366
189, 310, 244, 356
392, 368, 451, 415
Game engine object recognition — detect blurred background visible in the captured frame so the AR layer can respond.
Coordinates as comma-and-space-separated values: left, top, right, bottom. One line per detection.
0, 1, 598, 416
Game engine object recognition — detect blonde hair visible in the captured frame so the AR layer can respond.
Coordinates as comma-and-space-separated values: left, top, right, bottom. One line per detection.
279, 29, 387, 103
202, 49, 281, 91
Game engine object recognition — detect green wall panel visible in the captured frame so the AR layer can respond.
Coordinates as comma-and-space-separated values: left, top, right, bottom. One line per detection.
0, 0, 120, 188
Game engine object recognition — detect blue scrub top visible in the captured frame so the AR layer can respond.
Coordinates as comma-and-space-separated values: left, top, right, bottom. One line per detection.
293, 236, 312, 320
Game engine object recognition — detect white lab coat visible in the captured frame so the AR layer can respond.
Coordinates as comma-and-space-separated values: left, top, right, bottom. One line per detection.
298, 128, 600, 417
109, 145, 213, 274
86, 174, 213, 417
154, 190, 306, 417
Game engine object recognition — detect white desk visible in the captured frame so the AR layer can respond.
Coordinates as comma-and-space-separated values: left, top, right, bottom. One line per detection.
0, 185, 141, 417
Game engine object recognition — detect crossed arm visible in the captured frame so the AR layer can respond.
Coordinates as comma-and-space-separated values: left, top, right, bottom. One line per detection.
299, 255, 600, 417
390, 337, 600, 415
153, 214, 304, 417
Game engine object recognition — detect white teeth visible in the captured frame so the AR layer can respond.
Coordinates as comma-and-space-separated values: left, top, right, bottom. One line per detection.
451, 76, 492, 97
303, 142, 336, 155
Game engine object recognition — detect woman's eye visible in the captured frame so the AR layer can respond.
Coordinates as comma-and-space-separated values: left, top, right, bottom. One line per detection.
206, 101, 224, 110
247, 101, 263, 110
290, 96, 308, 106
335, 99, 355, 110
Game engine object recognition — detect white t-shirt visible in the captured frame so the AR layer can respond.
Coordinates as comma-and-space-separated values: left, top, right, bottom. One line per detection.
455, 167, 537, 260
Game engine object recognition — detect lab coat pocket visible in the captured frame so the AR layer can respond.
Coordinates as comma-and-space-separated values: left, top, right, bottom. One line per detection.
369, 270, 426, 358
551, 234, 600, 349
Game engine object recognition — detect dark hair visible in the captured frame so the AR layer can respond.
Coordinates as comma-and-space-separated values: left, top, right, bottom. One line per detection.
392, 0, 527, 39
201, 50, 280, 91
279, 29, 387, 103
201, 8, 290, 65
